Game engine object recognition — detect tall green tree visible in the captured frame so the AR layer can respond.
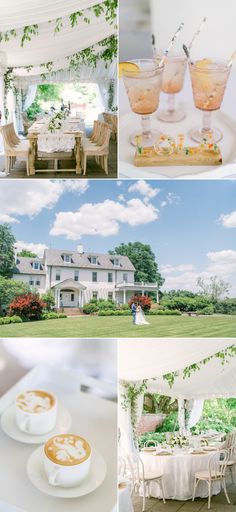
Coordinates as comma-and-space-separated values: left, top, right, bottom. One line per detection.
197, 276, 230, 301
0, 276, 30, 312
0, 224, 16, 278
17, 249, 38, 258
109, 242, 164, 287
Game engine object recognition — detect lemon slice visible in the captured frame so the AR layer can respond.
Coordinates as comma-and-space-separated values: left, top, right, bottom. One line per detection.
196, 58, 214, 69
119, 61, 140, 78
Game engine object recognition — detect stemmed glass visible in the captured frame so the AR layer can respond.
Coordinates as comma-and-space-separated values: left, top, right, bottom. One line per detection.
122, 59, 164, 147
189, 59, 231, 142
157, 52, 187, 122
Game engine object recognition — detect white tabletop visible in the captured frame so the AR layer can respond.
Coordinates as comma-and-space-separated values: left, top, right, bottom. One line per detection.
140, 449, 221, 501
0, 386, 117, 512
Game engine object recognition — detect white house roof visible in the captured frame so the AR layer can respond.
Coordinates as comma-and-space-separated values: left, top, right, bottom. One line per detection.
43, 249, 135, 271
51, 279, 86, 290
14, 257, 46, 275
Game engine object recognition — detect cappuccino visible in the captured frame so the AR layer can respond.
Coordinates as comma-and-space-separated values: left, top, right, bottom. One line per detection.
16, 390, 55, 414
45, 434, 91, 466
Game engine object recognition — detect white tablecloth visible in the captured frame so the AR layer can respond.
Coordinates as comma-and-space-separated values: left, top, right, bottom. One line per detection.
37, 133, 75, 152
119, 485, 133, 512
140, 450, 221, 501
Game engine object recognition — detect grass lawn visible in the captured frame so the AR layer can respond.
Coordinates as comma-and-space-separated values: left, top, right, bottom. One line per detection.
0, 314, 236, 337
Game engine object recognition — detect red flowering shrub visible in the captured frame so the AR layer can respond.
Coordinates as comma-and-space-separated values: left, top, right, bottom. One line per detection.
128, 295, 152, 312
8, 293, 46, 321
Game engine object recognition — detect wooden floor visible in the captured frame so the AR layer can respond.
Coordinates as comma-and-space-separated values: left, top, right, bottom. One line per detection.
2, 138, 117, 179
133, 480, 236, 511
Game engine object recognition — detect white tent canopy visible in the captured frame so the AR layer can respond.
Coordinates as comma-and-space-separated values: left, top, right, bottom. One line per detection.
119, 338, 236, 389
0, 0, 105, 31
119, 339, 236, 452
0, 13, 115, 68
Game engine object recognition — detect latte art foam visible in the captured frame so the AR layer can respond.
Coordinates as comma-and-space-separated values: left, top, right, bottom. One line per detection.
16, 390, 55, 413
45, 434, 91, 466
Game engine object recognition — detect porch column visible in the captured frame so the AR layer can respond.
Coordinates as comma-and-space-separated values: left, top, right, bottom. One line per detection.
57, 288, 60, 308
156, 282, 159, 304
123, 289, 126, 304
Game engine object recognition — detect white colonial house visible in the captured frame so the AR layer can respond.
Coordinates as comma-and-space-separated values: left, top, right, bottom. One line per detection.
13, 246, 159, 309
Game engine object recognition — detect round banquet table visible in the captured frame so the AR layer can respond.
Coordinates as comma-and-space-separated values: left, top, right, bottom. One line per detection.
119, 483, 134, 512
140, 450, 221, 501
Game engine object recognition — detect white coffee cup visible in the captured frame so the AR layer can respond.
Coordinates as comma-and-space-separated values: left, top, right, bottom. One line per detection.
43, 434, 92, 487
15, 390, 57, 435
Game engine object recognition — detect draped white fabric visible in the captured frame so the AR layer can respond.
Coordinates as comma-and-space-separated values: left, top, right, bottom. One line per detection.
187, 400, 204, 429
0, 14, 115, 67
22, 85, 37, 110
0, 0, 105, 31
119, 339, 235, 382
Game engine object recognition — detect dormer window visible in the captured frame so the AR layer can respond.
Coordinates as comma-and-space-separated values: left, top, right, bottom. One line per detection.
32, 261, 40, 270
62, 253, 72, 263
113, 258, 120, 267
88, 256, 98, 265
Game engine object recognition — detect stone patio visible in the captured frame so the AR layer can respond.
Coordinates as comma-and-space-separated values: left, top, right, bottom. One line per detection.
132, 480, 236, 511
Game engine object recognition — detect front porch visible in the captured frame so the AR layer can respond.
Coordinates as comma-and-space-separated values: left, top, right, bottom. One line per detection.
115, 281, 159, 304
51, 279, 86, 309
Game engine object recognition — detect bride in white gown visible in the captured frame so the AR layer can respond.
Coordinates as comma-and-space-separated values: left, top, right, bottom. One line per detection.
135, 305, 149, 325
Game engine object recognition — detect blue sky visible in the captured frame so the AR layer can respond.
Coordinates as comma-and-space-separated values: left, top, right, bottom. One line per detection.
0, 179, 236, 294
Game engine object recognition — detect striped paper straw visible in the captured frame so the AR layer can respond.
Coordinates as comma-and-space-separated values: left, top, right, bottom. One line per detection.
188, 17, 207, 52
158, 22, 184, 67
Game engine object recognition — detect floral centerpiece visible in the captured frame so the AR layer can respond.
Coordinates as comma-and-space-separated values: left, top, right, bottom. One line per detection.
48, 111, 67, 133
167, 433, 189, 448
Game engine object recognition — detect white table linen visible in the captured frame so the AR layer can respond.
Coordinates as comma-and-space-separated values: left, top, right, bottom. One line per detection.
37, 133, 75, 152
119, 485, 133, 512
140, 450, 221, 500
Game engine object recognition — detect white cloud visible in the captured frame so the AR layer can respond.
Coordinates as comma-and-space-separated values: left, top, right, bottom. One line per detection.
0, 180, 89, 222
128, 180, 160, 200
160, 264, 195, 274
117, 181, 123, 187
118, 194, 125, 202
161, 250, 236, 295
219, 210, 236, 228
0, 214, 19, 224
50, 198, 159, 240
160, 201, 167, 208
15, 241, 48, 258
166, 192, 181, 205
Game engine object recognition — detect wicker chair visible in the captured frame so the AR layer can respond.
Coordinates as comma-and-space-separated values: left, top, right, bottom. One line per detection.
0, 123, 30, 175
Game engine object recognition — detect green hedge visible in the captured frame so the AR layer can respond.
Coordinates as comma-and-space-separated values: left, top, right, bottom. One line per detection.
98, 309, 131, 316
148, 309, 181, 316
42, 312, 67, 320
0, 316, 23, 324
196, 305, 214, 315
161, 296, 212, 312
83, 303, 99, 314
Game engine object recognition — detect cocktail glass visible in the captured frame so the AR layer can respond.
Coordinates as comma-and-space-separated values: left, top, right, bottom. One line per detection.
123, 59, 164, 147
189, 59, 231, 142
157, 53, 187, 122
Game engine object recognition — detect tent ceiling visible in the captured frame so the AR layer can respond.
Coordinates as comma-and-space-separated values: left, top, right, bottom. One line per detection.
0, 14, 115, 67
119, 339, 235, 381
147, 356, 236, 400
0, 0, 104, 31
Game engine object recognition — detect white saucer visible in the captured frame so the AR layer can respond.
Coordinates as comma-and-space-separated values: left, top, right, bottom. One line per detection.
1, 403, 72, 444
27, 446, 107, 498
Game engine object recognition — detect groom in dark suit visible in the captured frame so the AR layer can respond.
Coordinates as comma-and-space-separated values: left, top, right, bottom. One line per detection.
131, 301, 137, 324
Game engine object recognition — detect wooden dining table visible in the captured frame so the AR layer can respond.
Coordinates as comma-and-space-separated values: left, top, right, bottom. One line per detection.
27, 118, 84, 175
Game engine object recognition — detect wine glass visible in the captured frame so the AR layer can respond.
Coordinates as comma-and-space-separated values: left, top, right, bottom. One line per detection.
157, 52, 187, 122
122, 59, 164, 147
189, 58, 231, 142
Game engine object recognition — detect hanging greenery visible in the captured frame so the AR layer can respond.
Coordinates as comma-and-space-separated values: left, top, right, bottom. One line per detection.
0, 1, 117, 47
3, 68, 16, 120
121, 345, 236, 443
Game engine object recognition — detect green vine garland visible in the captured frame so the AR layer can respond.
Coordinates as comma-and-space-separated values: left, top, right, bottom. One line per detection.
121, 345, 236, 443
3, 68, 16, 120
0, 1, 117, 47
